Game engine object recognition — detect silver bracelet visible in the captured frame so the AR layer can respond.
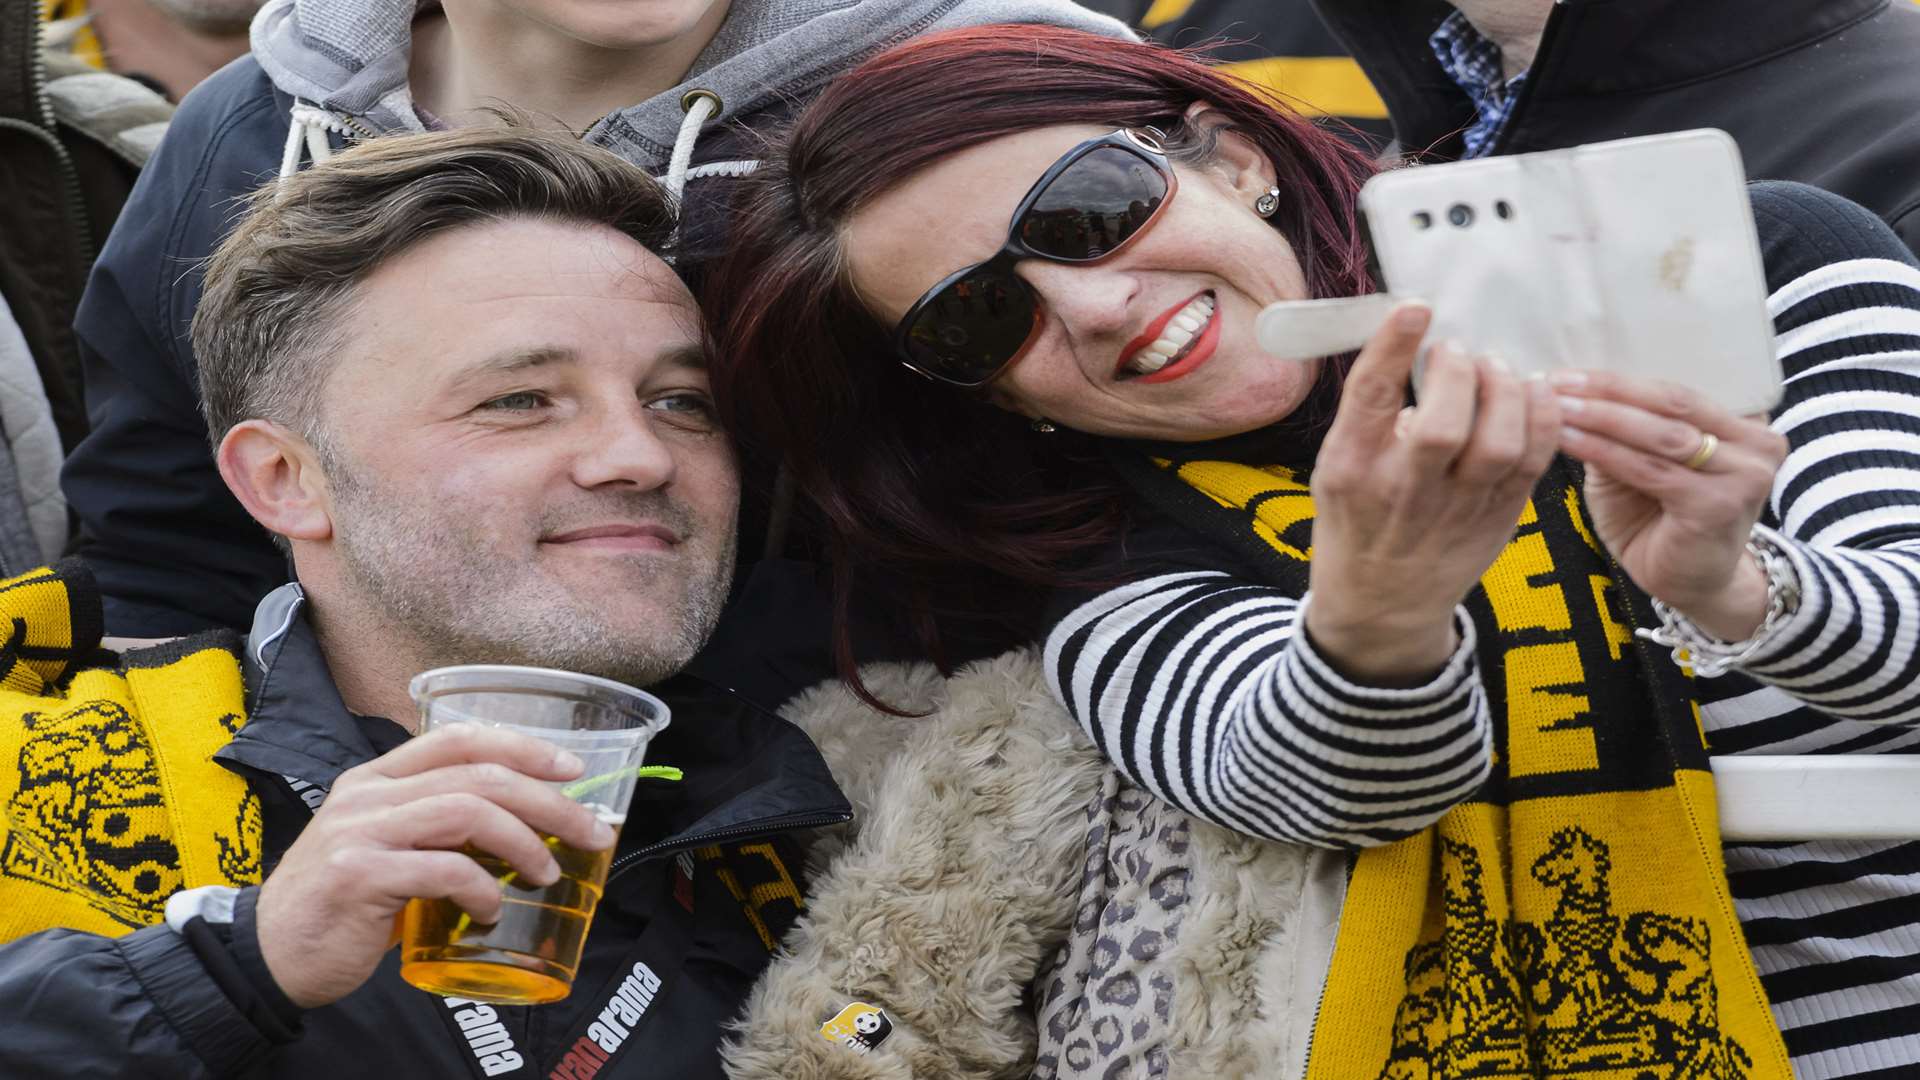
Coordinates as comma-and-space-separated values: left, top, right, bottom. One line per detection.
1636, 527, 1802, 678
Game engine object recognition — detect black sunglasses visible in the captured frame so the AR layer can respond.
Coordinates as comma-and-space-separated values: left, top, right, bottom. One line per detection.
891, 128, 1178, 388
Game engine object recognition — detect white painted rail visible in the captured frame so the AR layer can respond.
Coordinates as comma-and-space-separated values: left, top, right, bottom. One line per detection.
1714, 756, 1920, 841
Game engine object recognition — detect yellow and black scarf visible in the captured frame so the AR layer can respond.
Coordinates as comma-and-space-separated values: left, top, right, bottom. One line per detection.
1113, 449, 1792, 1079
0, 562, 261, 940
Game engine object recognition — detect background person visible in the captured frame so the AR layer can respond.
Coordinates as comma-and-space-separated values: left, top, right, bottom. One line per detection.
57, 0, 1130, 649
43, 0, 259, 102
708, 25, 1920, 1077
1, 0, 171, 552
0, 126, 847, 1079
1308, 0, 1920, 254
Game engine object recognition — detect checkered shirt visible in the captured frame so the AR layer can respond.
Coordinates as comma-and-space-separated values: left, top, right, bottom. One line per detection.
1428, 9, 1531, 158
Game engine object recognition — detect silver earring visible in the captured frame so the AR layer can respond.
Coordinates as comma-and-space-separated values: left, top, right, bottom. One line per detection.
1254, 187, 1281, 218
1030, 418, 1057, 434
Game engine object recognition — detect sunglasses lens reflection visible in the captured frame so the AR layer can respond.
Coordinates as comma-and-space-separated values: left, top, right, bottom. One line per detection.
1019, 146, 1168, 261
904, 268, 1036, 385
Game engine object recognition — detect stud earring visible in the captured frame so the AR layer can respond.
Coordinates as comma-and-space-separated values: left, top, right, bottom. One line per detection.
1030, 418, 1057, 434
1254, 187, 1281, 218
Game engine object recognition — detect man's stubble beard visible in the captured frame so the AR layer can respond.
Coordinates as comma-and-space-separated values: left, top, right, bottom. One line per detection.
323, 455, 734, 688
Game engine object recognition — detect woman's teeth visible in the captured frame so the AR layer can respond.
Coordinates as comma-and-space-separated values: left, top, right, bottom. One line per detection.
1127, 294, 1216, 376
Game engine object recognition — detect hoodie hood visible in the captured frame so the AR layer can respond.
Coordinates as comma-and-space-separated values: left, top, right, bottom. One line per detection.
250, 0, 1133, 171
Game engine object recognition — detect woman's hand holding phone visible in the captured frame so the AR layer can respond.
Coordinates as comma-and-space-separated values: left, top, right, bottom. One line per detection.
1304, 302, 1563, 684
1552, 371, 1787, 640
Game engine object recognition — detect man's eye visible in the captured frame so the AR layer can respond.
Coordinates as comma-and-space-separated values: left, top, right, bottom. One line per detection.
481, 391, 547, 412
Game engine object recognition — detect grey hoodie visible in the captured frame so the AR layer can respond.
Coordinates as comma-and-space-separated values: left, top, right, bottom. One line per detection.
250, 0, 1133, 176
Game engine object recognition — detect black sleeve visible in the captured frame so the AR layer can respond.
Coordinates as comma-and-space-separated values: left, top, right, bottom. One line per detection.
58, 64, 291, 636
1042, 501, 1269, 631
0, 921, 278, 1078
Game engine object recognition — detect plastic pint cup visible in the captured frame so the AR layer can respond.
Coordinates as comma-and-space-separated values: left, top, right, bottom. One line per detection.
398, 665, 669, 1005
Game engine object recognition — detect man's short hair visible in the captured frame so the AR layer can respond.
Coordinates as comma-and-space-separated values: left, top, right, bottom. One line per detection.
193, 125, 679, 452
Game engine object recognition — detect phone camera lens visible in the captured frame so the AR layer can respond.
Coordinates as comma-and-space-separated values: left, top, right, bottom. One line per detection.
1413, 211, 1433, 229
1447, 203, 1475, 227
1494, 200, 1514, 220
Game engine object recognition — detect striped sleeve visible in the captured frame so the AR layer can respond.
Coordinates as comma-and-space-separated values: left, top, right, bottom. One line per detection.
1727, 242, 1920, 723
1043, 571, 1491, 848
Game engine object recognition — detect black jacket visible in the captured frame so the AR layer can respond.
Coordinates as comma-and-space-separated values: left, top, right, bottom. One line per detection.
0, 0, 167, 455
1313, 0, 1920, 254
0, 584, 851, 1078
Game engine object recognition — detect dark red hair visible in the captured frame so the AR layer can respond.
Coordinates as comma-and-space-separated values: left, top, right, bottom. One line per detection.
707, 25, 1377, 696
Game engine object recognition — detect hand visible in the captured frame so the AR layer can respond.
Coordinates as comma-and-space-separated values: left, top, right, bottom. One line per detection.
254, 724, 613, 1009
1306, 303, 1562, 683
1552, 370, 1788, 639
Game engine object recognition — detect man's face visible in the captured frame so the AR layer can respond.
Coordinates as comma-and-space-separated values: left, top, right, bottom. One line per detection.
309, 217, 738, 687
147, 0, 264, 36
475, 0, 731, 52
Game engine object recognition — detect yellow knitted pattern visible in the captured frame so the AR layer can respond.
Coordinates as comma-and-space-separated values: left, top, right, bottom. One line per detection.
0, 563, 260, 939
1158, 460, 1791, 1080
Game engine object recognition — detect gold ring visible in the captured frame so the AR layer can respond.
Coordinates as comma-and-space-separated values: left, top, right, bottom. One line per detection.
1682, 431, 1720, 470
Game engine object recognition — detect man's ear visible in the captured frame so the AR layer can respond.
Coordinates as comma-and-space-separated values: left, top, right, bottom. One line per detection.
1181, 101, 1279, 205
216, 420, 335, 545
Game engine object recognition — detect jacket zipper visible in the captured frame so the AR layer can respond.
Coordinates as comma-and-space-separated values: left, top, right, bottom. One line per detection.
1294, 849, 1353, 1079
335, 111, 378, 139
607, 809, 852, 882
266, 761, 850, 885
4, 13, 93, 268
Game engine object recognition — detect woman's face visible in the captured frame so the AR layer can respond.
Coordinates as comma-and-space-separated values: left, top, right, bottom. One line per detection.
845, 122, 1320, 442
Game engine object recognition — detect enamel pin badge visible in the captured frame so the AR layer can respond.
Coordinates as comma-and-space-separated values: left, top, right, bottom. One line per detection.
820, 1002, 893, 1055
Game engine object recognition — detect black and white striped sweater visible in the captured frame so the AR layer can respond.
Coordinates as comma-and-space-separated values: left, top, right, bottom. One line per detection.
1043, 185, 1920, 1076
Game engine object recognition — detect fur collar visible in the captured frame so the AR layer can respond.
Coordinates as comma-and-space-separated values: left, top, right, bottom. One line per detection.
727, 648, 1342, 1079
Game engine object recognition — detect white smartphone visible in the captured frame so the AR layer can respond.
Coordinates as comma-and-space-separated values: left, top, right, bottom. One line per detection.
1256, 130, 1782, 414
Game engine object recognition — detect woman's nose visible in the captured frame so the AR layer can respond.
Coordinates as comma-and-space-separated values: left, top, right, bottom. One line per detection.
1018, 260, 1138, 339
572, 404, 677, 491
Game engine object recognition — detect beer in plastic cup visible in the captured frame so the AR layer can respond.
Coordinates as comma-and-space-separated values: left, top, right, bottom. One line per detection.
398, 665, 668, 1005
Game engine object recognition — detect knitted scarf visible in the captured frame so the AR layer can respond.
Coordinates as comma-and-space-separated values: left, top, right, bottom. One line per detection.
0, 561, 260, 939
1111, 449, 1792, 1079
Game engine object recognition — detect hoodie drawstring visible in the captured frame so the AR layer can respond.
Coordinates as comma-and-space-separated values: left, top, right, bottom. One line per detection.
280, 102, 356, 178
281, 93, 759, 205
662, 89, 758, 207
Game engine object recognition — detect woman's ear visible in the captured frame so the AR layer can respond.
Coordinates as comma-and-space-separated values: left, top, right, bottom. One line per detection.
216, 420, 336, 546
1181, 101, 1280, 205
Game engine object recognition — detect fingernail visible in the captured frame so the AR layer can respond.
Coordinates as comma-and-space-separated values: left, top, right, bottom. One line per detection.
539, 858, 562, 886
1548, 370, 1587, 389
590, 819, 616, 848
1433, 338, 1464, 359
1392, 301, 1431, 330
1527, 377, 1551, 401
1560, 425, 1583, 443
1556, 395, 1584, 413
555, 750, 585, 775
1486, 355, 1511, 374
